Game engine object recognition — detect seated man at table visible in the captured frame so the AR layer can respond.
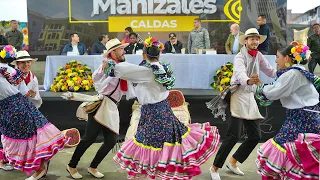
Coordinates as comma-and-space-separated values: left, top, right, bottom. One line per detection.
124, 32, 144, 54
61, 33, 88, 55
91, 33, 109, 55
163, 33, 183, 54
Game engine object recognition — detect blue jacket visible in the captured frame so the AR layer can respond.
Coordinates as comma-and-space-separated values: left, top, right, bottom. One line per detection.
61, 43, 88, 55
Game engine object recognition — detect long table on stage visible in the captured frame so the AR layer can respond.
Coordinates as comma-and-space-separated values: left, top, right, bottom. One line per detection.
43, 54, 277, 90
41, 54, 283, 142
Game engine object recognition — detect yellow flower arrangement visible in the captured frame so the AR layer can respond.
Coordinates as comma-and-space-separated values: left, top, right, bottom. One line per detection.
210, 62, 234, 92
50, 60, 95, 92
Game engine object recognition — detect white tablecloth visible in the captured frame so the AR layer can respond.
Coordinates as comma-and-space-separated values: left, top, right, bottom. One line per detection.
43, 54, 276, 91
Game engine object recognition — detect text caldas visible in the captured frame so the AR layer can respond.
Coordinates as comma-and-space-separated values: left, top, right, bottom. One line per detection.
91, 0, 217, 17
131, 20, 177, 28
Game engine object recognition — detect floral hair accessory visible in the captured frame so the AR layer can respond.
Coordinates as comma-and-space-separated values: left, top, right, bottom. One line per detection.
0, 45, 17, 59
144, 37, 164, 51
290, 42, 311, 63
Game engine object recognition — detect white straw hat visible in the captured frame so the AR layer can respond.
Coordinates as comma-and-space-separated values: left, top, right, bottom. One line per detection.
239, 28, 267, 45
11, 50, 38, 65
103, 38, 129, 56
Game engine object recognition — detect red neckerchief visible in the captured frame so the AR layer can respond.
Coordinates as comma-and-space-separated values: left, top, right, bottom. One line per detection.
24, 72, 34, 85
107, 55, 128, 92
248, 49, 258, 57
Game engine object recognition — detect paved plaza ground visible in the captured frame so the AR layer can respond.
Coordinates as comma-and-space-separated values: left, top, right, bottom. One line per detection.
0, 143, 262, 180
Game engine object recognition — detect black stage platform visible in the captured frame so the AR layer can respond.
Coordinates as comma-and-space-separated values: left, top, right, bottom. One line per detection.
39, 89, 286, 142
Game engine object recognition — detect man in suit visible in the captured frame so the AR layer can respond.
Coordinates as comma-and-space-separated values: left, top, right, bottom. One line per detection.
163, 33, 183, 54
61, 33, 88, 55
225, 24, 244, 54
91, 33, 109, 55
124, 32, 144, 54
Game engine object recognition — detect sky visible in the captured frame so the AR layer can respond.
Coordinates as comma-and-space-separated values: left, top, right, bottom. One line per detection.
287, 0, 320, 13
0, 0, 28, 22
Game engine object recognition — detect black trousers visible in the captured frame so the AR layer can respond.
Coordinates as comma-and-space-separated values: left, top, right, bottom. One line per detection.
213, 106, 261, 168
68, 111, 117, 168
308, 58, 320, 74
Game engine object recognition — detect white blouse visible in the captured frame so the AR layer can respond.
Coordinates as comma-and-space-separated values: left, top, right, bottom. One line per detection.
262, 65, 319, 109
114, 62, 169, 105
0, 63, 29, 100
25, 71, 42, 108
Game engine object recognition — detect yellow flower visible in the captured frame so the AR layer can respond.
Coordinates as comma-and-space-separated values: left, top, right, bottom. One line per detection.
61, 86, 68, 91
216, 70, 221, 75
82, 80, 89, 85
220, 78, 226, 84
72, 77, 78, 82
87, 75, 92, 80
65, 69, 72, 74
59, 79, 64, 84
70, 60, 77, 63
77, 62, 82, 65
144, 37, 152, 47
291, 47, 296, 54
85, 85, 90, 91
50, 85, 57, 92
56, 82, 63, 88
222, 77, 230, 84
67, 80, 75, 87
78, 70, 84, 73
58, 67, 63, 71
0, 50, 6, 59
67, 73, 74, 77
59, 71, 65, 75
74, 86, 80, 91
219, 86, 223, 92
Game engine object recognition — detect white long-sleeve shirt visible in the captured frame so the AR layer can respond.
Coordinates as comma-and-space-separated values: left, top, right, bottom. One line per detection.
114, 62, 169, 105
0, 63, 29, 100
262, 65, 319, 109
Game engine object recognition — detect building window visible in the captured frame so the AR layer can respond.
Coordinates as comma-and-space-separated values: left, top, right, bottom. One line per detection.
64, 33, 69, 39
54, 24, 58, 29
56, 34, 60, 39
58, 24, 62, 29
48, 34, 51, 39
52, 33, 56, 39
50, 24, 54, 29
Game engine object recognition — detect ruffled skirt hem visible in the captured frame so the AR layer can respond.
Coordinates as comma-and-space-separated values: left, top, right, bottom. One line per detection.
2, 123, 68, 175
113, 122, 220, 179
256, 133, 319, 180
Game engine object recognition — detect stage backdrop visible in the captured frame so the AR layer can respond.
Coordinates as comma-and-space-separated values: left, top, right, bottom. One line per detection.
27, 0, 287, 56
